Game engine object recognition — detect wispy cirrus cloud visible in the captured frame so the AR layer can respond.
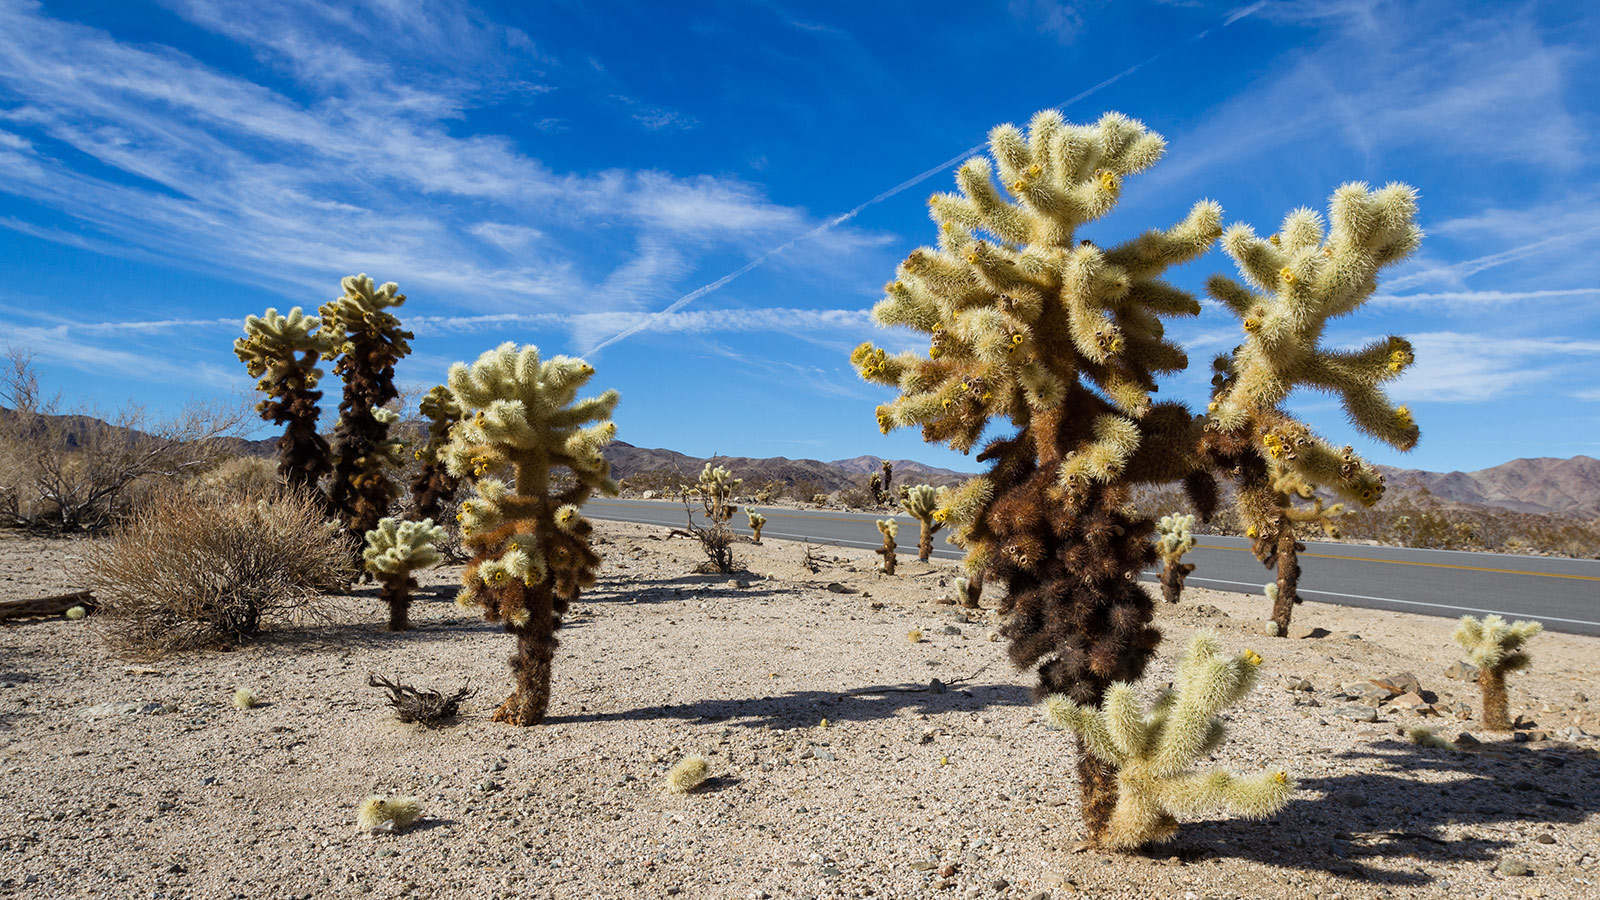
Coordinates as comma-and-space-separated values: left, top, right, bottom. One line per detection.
1392, 331, 1600, 403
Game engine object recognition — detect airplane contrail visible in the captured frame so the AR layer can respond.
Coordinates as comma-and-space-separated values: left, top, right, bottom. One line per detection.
582, 2, 1266, 357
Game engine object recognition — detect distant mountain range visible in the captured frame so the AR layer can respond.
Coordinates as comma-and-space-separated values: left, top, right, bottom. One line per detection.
7, 407, 1596, 517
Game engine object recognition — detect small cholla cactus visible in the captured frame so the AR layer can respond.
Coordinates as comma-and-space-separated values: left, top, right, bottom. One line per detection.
321, 275, 414, 557
363, 517, 446, 631
1406, 726, 1457, 750
876, 519, 899, 575
1452, 614, 1542, 732
443, 343, 619, 726
357, 795, 422, 833
908, 628, 924, 643
232, 688, 259, 709
746, 508, 767, 543
665, 755, 709, 794
900, 484, 944, 562
1041, 631, 1294, 849
693, 463, 741, 524
953, 574, 983, 609
1154, 513, 1196, 604
233, 306, 337, 494
65, 605, 87, 620
410, 385, 463, 524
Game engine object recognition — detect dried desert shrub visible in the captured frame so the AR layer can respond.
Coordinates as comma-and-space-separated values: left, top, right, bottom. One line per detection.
190, 455, 280, 502
89, 485, 352, 657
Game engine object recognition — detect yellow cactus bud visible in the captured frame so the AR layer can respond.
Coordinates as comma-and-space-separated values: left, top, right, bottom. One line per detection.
1269, 234, 1281, 245
1273, 770, 1289, 784
1010, 179, 1028, 192
1242, 317, 1261, 333
1027, 163, 1042, 178
1242, 649, 1263, 666
1246, 526, 1258, 538
1279, 267, 1296, 285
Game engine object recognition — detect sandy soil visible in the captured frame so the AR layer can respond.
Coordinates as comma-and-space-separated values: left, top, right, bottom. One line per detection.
2, 521, 1598, 900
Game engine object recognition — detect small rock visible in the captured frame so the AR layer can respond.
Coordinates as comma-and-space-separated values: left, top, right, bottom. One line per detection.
814, 750, 836, 761
909, 861, 938, 871
1445, 660, 1479, 681
990, 878, 1010, 890
1390, 691, 1430, 712
1452, 701, 1474, 720
825, 583, 852, 594
938, 863, 957, 878
1498, 857, 1531, 877
1285, 678, 1313, 692
1454, 732, 1481, 748
1372, 672, 1422, 696
942, 625, 961, 636
987, 630, 1001, 642
478, 779, 502, 793
1335, 706, 1379, 723
1535, 833, 1556, 844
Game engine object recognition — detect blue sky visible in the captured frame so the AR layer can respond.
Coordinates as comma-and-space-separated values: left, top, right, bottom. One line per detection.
1, 0, 1596, 475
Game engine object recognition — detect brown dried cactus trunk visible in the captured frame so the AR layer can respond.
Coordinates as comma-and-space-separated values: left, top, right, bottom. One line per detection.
273, 381, 331, 497
918, 524, 934, 563
960, 572, 983, 608
328, 341, 400, 555
751, 523, 763, 542
1077, 740, 1120, 845
1159, 560, 1194, 604
1479, 667, 1511, 732
1267, 524, 1303, 636
878, 536, 897, 575
410, 463, 457, 524
379, 575, 414, 632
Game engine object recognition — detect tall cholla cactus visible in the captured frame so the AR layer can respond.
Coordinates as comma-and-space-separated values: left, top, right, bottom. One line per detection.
1452, 614, 1542, 732
852, 111, 1223, 843
321, 275, 414, 550
695, 463, 741, 524
901, 484, 944, 562
1041, 631, 1294, 849
363, 517, 445, 632
410, 385, 463, 524
234, 307, 336, 494
1204, 185, 1421, 635
443, 343, 619, 726
746, 508, 766, 543
875, 519, 898, 575
1154, 513, 1196, 604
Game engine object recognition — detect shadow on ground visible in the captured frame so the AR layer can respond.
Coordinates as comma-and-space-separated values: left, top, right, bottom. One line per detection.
1170, 737, 1600, 885
546, 677, 1030, 730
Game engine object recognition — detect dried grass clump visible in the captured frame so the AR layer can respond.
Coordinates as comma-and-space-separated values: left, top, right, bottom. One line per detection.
367, 673, 473, 727
191, 455, 280, 502
89, 485, 352, 657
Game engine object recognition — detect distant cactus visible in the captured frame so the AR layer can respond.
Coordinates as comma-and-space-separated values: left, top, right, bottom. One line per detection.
693, 463, 741, 524
65, 605, 87, 620
233, 306, 336, 494
665, 755, 710, 794
232, 688, 259, 709
901, 484, 944, 562
444, 343, 618, 726
410, 385, 463, 524
363, 517, 445, 631
746, 508, 767, 543
357, 795, 421, 833
1452, 614, 1542, 732
1405, 726, 1457, 750
876, 519, 899, 575
1041, 631, 1294, 849
1155, 513, 1196, 603
868, 459, 895, 505
321, 275, 413, 555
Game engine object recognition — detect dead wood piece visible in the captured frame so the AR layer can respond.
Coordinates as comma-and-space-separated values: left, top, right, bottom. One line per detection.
367, 673, 474, 727
0, 590, 97, 621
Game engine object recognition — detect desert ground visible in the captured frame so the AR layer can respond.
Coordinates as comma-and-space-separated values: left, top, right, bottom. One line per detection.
2, 522, 1598, 900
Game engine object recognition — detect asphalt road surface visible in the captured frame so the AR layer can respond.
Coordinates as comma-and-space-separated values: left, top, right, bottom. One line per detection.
587, 497, 1600, 637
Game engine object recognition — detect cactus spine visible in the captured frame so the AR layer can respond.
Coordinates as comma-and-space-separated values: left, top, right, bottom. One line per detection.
1452, 614, 1542, 732
443, 343, 619, 726
746, 508, 766, 543
362, 517, 445, 631
410, 385, 463, 524
233, 307, 336, 494
853, 110, 1222, 843
876, 519, 899, 575
321, 275, 413, 552
1154, 513, 1196, 604
1041, 632, 1293, 848
1204, 185, 1421, 635
901, 484, 944, 562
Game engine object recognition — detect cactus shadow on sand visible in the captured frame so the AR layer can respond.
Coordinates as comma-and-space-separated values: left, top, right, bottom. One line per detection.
1165, 739, 1600, 885
546, 678, 1031, 731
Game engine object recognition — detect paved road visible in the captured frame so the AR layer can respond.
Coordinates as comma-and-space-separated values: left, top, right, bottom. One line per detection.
587, 498, 1600, 637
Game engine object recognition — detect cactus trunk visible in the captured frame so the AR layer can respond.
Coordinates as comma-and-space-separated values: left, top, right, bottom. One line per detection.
379, 575, 413, 632
496, 622, 557, 726
960, 572, 983, 609
918, 525, 934, 562
1268, 526, 1302, 636
1159, 561, 1194, 604
1479, 667, 1511, 732
1076, 735, 1120, 845
752, 523, 763, 542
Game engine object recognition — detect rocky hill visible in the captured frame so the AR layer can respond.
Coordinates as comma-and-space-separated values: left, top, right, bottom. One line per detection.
1378, 455, 1600, 517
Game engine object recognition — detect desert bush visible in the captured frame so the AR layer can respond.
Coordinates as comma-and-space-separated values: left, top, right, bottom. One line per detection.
190, 455, 280, 502
784, 479, 824, 504
0, 350, 245, 532
89, 485, 352, 657
836, 483, 876, 509
620, 468, 689, 496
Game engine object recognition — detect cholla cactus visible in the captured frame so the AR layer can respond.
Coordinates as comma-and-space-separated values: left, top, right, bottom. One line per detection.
321, 275, 414, 553
901, 484, 944, 562
357, 795, 421, 833
1041, 631, 1294, 849
868, 459, 894, 505
410, 385, 463, 524
853, 110, 1221, 842
746, 508, 767, 543
1204, 185, 1421, 635
1452, 614, 1542, 732
233, 306, 336, 493
1154, 513, 1196, 604
875, 519, 899, 575
363, 517, 445, 631
694, 463, 741, 524
443, 343, 619, 725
